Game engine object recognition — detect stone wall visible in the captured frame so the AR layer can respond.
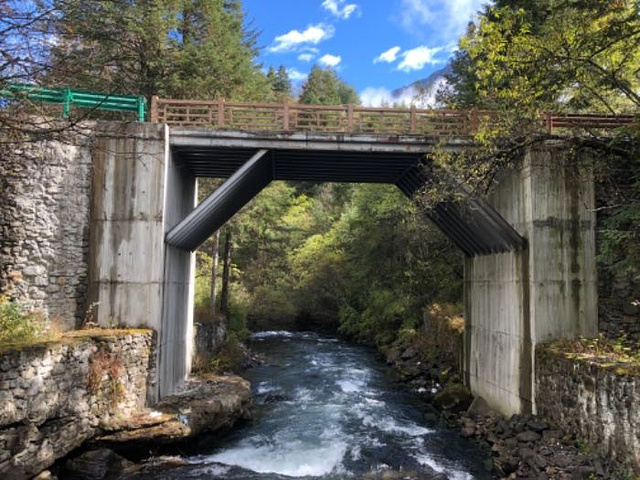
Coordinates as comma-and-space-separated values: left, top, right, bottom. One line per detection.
194, 320, 227, 356
536, 345, 639, 475
0, 330, 155, 480
0, 130, 94, 329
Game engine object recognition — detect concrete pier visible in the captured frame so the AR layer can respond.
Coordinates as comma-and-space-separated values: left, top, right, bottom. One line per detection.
464, 141, 598, 415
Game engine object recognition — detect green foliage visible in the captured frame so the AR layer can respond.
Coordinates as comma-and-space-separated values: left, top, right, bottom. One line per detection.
551, 334, 640, 375
444, 0, 640, 114
299, 66, 360, 105
46, 0, 271, 102
267, 65, 292, 102
0, 296, 50, 346
288, 184, 462, 345
194, 180, 462, 347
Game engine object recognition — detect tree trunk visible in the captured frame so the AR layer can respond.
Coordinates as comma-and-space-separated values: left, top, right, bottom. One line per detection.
220, 230, 233, 317
209, 230, 221, 314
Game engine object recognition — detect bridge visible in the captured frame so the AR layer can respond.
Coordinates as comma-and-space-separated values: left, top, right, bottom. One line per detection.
85, 99, 633, 415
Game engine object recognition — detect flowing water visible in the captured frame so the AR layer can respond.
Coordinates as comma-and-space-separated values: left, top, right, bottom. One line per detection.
135, 331, 493, 480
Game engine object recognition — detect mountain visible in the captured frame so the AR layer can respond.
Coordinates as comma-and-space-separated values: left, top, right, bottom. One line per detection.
389, 64, 452, 106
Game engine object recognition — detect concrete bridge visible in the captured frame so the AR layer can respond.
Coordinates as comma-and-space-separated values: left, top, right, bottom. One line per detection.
84, 99, 620, 414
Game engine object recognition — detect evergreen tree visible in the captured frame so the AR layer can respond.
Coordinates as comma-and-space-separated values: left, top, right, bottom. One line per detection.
169, 0, 269, 100
273, 65, 292, 99
48, 0, 179, 98
47, 0, 270, 101
299, 65, 360, 105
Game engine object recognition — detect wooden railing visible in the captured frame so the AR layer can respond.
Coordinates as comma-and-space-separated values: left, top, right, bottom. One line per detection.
150, 96, 636, 136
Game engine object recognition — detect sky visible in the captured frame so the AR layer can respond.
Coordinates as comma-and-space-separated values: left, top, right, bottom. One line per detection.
242, 0, 487, 105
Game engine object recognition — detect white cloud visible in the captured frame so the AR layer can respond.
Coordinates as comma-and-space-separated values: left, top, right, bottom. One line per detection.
322, 0, 359, 19
398, 0, 483, 44
374, 46, 401, 64
287, 68, 308, 82
318, 54, 342, 68
397, 45, 443, 72
269, 24, 335, 53
298, 53, 315, 62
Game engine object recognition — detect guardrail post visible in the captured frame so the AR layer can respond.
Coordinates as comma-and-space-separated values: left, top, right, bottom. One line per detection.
217, 97, 225, 128
410, 105, 417, 134
138, 96, 146, 122
542, 113, 553, 133
347, 104, 354, 132
62, 88, 72, 118
150, 96, 158, 123
470, 109, 478, 134
283, 103, 290, 131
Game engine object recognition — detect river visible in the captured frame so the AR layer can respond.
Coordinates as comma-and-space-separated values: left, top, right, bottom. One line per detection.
135, 331, 493, 479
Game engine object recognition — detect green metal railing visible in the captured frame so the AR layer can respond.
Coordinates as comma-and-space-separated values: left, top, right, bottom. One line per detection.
0, 84, 146, 122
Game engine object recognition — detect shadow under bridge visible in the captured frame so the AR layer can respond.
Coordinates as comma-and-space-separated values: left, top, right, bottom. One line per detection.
166, 129, 525, 256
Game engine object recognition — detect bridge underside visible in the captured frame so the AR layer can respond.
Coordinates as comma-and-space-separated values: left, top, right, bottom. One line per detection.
168, 129, 525, 255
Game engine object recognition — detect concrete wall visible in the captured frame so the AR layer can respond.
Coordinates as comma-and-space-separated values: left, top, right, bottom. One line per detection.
88, 123, 168, 331
465, 141, 598, 415
0, 131, 94, 328
87, 123, 196, 399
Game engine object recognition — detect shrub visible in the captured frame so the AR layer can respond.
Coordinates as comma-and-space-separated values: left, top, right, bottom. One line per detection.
0, 296, 50, 345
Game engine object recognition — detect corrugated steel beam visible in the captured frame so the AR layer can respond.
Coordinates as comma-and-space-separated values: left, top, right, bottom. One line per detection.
396, 166, 526, 256
166, 149, 271, 251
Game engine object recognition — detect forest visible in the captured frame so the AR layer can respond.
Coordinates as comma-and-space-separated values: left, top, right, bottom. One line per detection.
1, 0, 638, 352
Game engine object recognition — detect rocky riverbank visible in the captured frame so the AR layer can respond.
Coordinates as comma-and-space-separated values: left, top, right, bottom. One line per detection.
50, 374, 252, 480
384, 328, 621, 479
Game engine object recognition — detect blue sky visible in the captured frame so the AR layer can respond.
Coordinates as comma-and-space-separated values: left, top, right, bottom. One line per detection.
243, 0, 487, 105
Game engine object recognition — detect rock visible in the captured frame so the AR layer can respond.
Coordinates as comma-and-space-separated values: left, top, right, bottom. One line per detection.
400, 347, 418, 360
516, 430, 541, 443
466, 396, 494, 417
542, 430, 562, 443
571, 465, 595, 479
517, 447, 536, 461
261, 392, 291, 404
505, 437, 519, 449
432, 383, 473, 413
497, 456, 520, 475
527, 420, 549, 433
32, 471, 55, 480
93, 375, 252, 454
461, 426, 476, 438
63, 449, 133, 480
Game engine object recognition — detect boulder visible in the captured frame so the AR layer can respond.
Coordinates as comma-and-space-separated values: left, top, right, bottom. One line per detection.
93, 375, 252, 453
432, 383, 473, 413
63, 449, 134, 480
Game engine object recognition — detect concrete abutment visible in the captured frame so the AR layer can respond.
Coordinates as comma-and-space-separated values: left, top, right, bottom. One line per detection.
87, 122, 196, 400
464, 141, 598, 415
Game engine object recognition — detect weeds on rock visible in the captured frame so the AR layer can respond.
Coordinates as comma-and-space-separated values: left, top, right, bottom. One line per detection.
554, 334, 640, 367
0, 295, 57, 346
88, 345, 125, 408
